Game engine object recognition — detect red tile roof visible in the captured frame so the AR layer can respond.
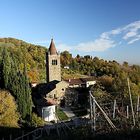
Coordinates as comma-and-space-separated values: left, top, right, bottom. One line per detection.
66, 79, 84, 85
48, 39, 57, 55
65, 77, 96, 85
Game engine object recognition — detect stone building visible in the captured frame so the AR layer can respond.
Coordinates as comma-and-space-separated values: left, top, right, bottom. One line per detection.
45, 80, 69, 104
33, 39, 96, 121
33, 39, 68, 121
45, 39, 68, 104
65, 77, 96, 88
46, 39, 61, 82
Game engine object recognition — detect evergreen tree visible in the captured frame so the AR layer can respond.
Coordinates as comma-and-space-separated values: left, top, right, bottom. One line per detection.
23, 61, 32, 118
1, 47, 33, 120
1, 47, 11, 89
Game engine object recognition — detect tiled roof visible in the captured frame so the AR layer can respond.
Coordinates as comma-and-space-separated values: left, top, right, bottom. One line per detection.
65, 79, 84, 85
65, 77, 96, 85
48, 39, 57, 55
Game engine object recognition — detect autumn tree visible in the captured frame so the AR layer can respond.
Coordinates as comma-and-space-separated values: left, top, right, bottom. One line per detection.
0, 90, 20, 127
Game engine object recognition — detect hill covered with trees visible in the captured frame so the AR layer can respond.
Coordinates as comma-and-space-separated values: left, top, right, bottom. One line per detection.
0, 38, 47, 83
0, 37, 140, 128
0, 38, 46, 128
61, 51, 140, 104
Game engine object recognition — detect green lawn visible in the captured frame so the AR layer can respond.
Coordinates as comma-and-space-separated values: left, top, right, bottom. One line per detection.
56, 108, 68, 121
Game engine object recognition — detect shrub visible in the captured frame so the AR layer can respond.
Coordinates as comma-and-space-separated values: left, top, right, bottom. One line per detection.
30, 113, 44, 127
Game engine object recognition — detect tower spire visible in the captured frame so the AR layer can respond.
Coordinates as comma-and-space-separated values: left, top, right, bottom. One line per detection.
48, 39, 57, 55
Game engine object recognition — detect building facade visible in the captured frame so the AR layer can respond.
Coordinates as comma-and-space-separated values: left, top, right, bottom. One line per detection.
46, 39, 61, 82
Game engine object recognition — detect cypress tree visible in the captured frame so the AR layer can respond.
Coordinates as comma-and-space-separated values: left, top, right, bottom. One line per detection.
1, 47, 33, 120
0, 57, 3, 87
18, 72, 27, 119
1, 47, 11, 89
23, 60, 32, 118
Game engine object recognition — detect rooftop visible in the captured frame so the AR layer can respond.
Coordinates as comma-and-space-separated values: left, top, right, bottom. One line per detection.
48, 39, 57, 55
65, 77, 96, 85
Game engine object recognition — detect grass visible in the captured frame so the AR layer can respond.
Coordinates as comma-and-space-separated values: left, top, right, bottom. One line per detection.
56, 108, 69, 121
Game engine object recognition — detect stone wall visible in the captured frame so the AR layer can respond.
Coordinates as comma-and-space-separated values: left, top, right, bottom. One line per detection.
46, 53, 61, 82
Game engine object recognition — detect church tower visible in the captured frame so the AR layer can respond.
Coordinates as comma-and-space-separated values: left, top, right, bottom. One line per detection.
46, 39, 61, 82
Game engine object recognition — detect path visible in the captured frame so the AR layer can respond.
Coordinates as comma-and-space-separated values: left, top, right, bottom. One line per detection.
61, 107, 75, 118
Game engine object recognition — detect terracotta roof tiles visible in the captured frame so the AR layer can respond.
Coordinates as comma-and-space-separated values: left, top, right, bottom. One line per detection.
48, 39, 57, 55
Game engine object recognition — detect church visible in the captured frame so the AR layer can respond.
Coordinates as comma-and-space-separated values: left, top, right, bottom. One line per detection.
32, 39, 69, 121
45, 39, 69, 105
32, 39, 96, 121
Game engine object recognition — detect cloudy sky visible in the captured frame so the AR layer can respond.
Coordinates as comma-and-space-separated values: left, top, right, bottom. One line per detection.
0, 0, 140, 64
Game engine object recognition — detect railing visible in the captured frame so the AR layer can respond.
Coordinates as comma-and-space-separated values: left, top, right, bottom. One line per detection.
14, 128, 42, 140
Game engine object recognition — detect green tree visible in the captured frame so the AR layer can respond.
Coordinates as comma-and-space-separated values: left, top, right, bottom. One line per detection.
1, 47, 11, 89
30, 113, 44, 127
0, 47, 33, 120
61, 51, 72, 66
90, 83, 112, 103
23, 61, 32, 118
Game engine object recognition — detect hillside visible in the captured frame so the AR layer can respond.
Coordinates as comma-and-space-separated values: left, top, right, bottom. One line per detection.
0, 37, 140, 104
1, 37, 140, 139
0, 38, 90, 82
0, 38, 47, 82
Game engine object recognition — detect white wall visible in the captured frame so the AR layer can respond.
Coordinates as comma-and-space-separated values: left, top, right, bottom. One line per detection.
86, 81, 96, 87
42, 105, 56, 122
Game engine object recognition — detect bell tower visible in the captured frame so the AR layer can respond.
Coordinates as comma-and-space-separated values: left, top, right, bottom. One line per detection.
46, 39, 61, 82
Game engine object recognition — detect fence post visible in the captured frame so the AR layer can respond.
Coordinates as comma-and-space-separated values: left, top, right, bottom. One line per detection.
89, 91, 94, 132
89, 91, 93, 120
126, 105, 129, 119
127, 78, 135, 127
93, 97, 96, 131
136, 95, 139, 117
113, 100, 116, 119
9, 134, 12, 140
22, 131, 24, 140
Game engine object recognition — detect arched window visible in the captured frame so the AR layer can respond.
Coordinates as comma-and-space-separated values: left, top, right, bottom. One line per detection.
52, 60, 57, 65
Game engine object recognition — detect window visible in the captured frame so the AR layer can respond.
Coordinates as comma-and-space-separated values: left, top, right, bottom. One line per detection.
52, 60, 57, 65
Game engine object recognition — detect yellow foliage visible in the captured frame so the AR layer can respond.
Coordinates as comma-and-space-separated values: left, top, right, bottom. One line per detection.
27, 70, 40, 82
30, 113, 44, 127
0, 90, 20, 127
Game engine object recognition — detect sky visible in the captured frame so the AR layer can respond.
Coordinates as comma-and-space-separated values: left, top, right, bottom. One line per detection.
0, 0, 140, 64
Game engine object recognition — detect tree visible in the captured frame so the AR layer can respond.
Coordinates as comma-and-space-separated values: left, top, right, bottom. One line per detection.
23, 61, 32, 118
90, 83, 112, 103
30, 113, 44, 127
0, 47, 33, 120
1, 47, 11, 89
0, 90, 20, 127
61, 51, 72, 66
